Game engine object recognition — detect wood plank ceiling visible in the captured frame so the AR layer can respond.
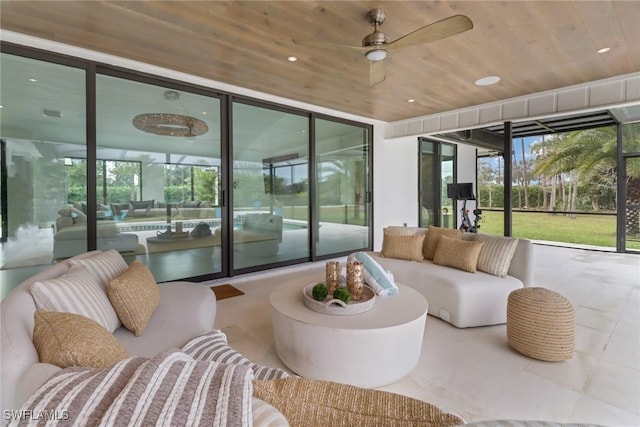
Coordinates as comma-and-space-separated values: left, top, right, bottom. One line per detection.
1, 1, 638, 122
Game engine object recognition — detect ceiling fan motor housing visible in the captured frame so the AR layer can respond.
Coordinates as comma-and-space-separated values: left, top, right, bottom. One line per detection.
362, 31, 389, 47
362, 9, 389, 47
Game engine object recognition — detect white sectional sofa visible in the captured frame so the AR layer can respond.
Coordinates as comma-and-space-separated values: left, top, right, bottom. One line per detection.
369, 226, 534, 328
0, 250, 217, 415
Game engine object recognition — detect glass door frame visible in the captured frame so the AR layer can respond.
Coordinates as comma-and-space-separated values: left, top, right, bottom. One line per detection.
418, 137, 457, 228
620, 153, 640, 253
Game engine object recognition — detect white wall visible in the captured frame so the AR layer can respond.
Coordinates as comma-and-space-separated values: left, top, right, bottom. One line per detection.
372, 135, 418, 250
373, 137, 479, 251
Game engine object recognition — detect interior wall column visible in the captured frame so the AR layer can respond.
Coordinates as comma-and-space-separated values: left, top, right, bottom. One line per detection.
503, 121, 513, 237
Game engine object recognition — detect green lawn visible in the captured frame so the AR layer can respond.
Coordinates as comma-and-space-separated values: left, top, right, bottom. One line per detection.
479, 210, 640, 250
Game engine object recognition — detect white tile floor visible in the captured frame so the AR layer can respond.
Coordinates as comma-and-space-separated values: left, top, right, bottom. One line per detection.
210, 244, 640, 426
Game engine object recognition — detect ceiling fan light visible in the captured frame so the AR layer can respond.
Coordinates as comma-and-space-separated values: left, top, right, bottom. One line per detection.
365, 49, 387, 61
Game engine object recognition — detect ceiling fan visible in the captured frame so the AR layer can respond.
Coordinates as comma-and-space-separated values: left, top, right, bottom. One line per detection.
296, 9, 473, 86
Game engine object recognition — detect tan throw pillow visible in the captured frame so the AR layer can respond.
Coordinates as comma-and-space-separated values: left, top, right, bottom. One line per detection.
424, 226, 463, 260
33, 310, 129, 369
380, 233, 424, 262
383, 226, 427, 237
433, 235, 484, 273
476, 234, 519, 277
108, 260, 160, 336
30, 265, 121, 332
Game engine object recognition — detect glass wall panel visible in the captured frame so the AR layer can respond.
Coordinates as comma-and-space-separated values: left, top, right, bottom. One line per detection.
419, 142, 435, 228
0, 53, 86, 271
232, 102, 309, 270
441, 143, 456, 228
419, 139, 456, 228
96, 75, 222, 281
315, 119, 370, 256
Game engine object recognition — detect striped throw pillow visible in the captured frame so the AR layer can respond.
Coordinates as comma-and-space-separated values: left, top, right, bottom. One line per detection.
182, 330, 291, 380
475, 234, 519, 278
252, 398, 290, 427
31, 265, 121, 332
70, 249, 128, 291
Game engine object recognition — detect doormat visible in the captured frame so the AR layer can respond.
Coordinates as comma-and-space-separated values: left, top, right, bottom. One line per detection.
211, 284, 245, 300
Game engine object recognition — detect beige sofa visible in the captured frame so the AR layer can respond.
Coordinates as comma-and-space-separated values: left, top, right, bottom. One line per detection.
0, 251, 217, 417
369, 226, 534, 328
53, 206, 140, 258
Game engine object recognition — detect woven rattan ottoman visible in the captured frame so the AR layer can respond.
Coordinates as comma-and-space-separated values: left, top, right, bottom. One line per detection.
507, 287, 575, 361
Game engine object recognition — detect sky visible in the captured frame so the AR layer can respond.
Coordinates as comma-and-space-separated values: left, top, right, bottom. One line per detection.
481, 135, 544, 168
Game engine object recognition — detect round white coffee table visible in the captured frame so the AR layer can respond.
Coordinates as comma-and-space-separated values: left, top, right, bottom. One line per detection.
270, 279, 428, 388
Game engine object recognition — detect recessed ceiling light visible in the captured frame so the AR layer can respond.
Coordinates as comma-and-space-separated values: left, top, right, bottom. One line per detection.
202, 111, 207, 115
475, 76, 501, 86
597, 47, 611, 54
407, 99, 416, 103
288, 56, 298, 62
28, 78, 38, 82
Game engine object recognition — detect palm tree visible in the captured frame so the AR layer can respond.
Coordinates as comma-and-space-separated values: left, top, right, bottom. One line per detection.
531, 125, 640, 226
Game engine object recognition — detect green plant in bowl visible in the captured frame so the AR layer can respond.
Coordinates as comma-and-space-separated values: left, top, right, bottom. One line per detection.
332, 287, 351, 304
312, 283, 328, 301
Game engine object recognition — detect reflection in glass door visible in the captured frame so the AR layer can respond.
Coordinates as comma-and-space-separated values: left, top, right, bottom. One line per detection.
97, 75, 223, 282
624, 156, 640, 252
315, 119, 371, 257
232, 102, 309, 271
419, 139, 456, 228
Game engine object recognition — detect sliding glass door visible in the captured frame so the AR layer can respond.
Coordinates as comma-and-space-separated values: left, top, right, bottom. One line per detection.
96, 74, 223, 282
419, 138, 456, 228
0, 44, 374, 288
315, 119, 371, 256
0, 53, 87, 271
231, 102, 309, 271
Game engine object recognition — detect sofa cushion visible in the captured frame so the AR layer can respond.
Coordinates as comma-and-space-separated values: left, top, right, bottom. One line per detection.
33, 310, 129, 369
383, 225, 427, 237
475, 234, 518, 277
129, 199, 154, 216
433, 235, 484, 273
380, 233, 424, 262
30, 265, 121, 332
57, 205, 87, 224
108, 260, 160, 337
424, 226, 463, 260
69, 249, 129, 291
476, 234, 519, 278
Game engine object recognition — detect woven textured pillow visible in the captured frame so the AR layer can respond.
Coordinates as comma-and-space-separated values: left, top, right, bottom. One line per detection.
380, 233, 424, 262
424, 226, 463, 260
433, 235, 484, 273
33, 310, 129, 369
253, 377, 464, 427
475, 234, 519, 278
69, 249, 128, 291
108, 260, 160, 336
383, 226, 427, 237
30, 265, 121, 332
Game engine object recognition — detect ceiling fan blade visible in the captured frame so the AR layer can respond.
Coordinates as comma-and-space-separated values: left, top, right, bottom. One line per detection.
387, 14, 473, 50
369, 60, 386, 86
292, 38, 368, 55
